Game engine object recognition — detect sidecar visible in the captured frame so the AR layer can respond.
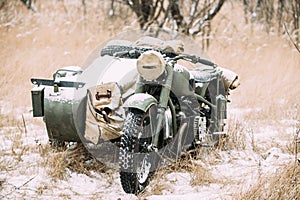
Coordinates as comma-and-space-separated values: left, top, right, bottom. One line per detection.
31, 51, 138, 145
31, 66, 85, 144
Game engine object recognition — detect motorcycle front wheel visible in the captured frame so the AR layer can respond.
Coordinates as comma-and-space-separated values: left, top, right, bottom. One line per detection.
119, 108, 158, 194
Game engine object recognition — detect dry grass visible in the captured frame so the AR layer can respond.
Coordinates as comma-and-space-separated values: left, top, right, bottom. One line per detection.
220, 119, 247, 151
140, 171, 171, 196
41, 143, 108, 180
237, 161, 300, 200
0, 2, 122, 192
0, 125, 30, 171
235, 120, 300, 200
140, 153, 215, 196
0, 0, 135, 107
208, 2, 300, 112
163, 153, 215, 183
189, 163, 215, 186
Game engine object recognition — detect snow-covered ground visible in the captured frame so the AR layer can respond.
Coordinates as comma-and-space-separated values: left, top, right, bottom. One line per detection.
0, 102, 297, 200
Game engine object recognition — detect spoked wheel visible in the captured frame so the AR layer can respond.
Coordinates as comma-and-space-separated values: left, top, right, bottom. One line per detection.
119, 108, 158, 194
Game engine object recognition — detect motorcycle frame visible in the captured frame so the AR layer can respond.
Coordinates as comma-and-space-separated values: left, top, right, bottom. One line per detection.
124, 55, 227, 150
134, 64, 174, 148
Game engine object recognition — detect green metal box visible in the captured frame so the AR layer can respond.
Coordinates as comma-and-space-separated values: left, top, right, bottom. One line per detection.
31, 86, 44, 117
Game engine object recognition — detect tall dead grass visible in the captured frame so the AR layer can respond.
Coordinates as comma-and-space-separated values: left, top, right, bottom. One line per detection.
237, 161, 300, 200
140, 153, 215, 196
41, 143, 107, 180
219, 119, 247, 151
0, 0, 135, 107
1, 0, 298, 114
208, 2, 300, 113
236, 118, 300, 200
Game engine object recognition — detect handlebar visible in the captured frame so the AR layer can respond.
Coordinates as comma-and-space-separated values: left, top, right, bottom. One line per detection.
101, 45, 217, 67
172, 54, 217, 67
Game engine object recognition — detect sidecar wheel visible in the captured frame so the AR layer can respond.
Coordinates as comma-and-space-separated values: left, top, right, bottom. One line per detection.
119, 110, 155, 194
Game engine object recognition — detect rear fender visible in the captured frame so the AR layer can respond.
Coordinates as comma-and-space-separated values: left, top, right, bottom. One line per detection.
123, 93, 157, 112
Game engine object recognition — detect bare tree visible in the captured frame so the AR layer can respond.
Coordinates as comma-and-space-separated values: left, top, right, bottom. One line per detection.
243, 0, 300, 44
19, 0, 37, 12
291, 0, 300, 43
0, 0, 37, 12
110, 0, 225, 48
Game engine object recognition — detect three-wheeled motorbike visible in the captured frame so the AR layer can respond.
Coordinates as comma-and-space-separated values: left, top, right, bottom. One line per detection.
30, 29, 239, 194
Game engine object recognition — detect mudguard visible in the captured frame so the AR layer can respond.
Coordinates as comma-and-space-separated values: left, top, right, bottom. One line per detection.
123, 93, 157, 112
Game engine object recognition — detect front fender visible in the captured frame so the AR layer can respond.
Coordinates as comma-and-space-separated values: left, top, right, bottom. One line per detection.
123, 93, 157, 112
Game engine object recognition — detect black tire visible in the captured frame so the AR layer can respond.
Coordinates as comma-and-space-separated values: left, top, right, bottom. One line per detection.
119, 109, 156, 194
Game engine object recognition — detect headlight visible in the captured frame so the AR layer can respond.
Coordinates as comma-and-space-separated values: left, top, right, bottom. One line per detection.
136, 50, 166, 80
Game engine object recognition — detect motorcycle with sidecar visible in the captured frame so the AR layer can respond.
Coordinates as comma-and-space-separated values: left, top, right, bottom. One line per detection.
30, 30, 239, 194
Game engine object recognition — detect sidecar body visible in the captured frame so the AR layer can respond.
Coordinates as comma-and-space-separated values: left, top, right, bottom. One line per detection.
31, 53, 139, 144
